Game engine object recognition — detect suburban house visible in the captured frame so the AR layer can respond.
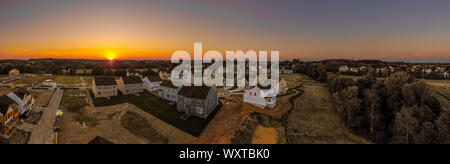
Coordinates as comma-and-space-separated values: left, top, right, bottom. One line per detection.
243, 85, 277, 109
339, 65, 349, 73
0, 94, 19, 136
92, 77, 118, 99
118, 76, 144, 95
143, 76, 163, 91
9, 69, 20, 77
177, 86, 218, 119
40, 79, 57, 88
159, 71, 170, 80
159, 80, 181, 102
126, 70, 143, 78
8, 89, 35, 116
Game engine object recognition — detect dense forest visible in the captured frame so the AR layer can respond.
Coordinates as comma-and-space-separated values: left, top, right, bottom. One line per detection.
328, 72, 449, 143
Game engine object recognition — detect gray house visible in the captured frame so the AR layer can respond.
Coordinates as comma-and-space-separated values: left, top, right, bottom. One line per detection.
158, 80, 181, 102
177, 86, 218, 119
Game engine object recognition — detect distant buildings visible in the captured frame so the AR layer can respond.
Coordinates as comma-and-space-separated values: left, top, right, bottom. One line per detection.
92, 77, 118, 99
158, 80, 181, 102
118, 76, 144, 95
40, 79, 57, 88
9, 69, 20, 77
177, 86, 218, 119
243, 85, 277, 109
339, 65, 349, 73
143, 76, 163, 91
159, 71, 170, 80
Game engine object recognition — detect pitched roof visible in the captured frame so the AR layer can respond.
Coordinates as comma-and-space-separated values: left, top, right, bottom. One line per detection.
178, 86, 212, 100
160, 80, 178, 89
0, 95, 15, 115
147, 76, 162, 82
94, 77, 117, 86
13, 88, 28, 99
88, 136, 114, 144
122, 76, 143, 84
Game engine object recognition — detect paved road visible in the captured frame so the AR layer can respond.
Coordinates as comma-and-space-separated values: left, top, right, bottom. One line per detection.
28, 89, 64, 144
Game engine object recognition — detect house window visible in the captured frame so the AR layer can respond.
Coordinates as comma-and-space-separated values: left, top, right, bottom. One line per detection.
197, 107, 203, 114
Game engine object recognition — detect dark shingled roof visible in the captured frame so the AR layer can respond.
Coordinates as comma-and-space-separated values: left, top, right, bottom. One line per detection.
13, 88, 28, 99
178, 86, 212, 100
0, 95, 15, 115
160, 80, 178, 89
122, 76, 143, 84
88, 136, 114, 144
94, 77, 117, 86
147, 76, 162, 82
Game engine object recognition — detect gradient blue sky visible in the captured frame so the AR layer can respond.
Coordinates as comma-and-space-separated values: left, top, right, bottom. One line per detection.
0, 0, 450, 61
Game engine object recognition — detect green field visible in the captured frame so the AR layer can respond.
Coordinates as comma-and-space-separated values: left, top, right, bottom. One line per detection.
12, 76, 48, 86
281, 74, 316, 88
54, 76, 82, 84
426, 79, 450, 111
90, 92, 221, 137
82, 76, 93, 85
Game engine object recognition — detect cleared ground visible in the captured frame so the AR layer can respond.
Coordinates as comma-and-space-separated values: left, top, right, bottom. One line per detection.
285, 84, 369, 144
30, 89, 55, 107
252, 125, 278, 144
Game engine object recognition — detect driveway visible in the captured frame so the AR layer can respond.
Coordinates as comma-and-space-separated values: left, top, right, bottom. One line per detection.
28, 89, 64, 144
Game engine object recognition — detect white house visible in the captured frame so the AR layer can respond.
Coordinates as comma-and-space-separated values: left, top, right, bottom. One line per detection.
339, 65, 349, 73
92, 77, 118, 99
243, 85, 277, 109
143, 76, 163, 91
118, 76, 144, 95
9, 69, 20, 77
40, 79, 57, 88
159, 80, 181, 102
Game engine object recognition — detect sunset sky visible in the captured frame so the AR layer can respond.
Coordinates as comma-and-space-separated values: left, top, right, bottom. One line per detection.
1, 0, 450, 61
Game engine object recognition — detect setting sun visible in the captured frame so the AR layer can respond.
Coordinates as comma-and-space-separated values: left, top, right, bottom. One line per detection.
106, 52, 117, 60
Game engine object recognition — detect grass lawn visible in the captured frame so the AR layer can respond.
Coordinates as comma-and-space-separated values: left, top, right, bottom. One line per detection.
81, 76, 93, 85
90, 91, 222, 137
54, 76, 82, 84
12, 76, 48, 86
281, 74, 316, 88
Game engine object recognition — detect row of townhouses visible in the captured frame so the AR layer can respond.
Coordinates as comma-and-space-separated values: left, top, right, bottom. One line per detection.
92, 74, 287, 119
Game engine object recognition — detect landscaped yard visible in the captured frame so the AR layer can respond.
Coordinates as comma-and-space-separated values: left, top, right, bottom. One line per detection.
90, 91, 222, 137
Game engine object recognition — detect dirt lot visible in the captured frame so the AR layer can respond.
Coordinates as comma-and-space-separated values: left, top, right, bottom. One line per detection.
195, 75, 302, 144
0, 129, 31, 144
56, 94, 195, 144
252, 125, 278, 144
284, 84, 369, 144
31, 89, 55, 107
